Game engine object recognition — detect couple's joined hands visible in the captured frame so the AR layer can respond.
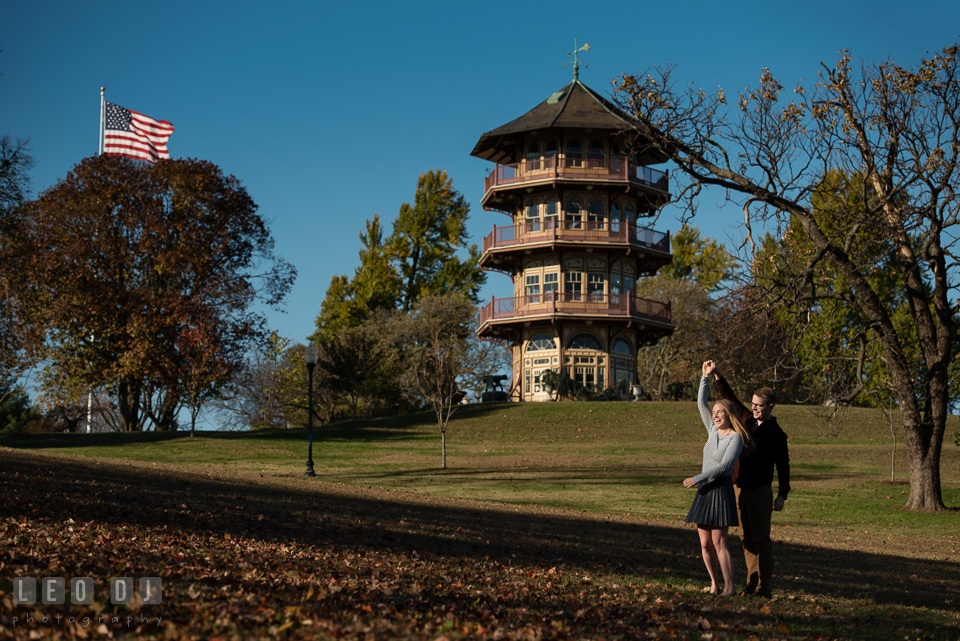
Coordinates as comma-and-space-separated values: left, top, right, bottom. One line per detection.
702, 360, 717, 377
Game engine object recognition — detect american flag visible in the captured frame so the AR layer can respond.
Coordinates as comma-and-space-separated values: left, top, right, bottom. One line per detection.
103, 102, 175, 163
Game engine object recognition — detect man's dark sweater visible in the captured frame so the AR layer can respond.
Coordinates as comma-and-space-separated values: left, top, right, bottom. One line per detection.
714, 374, 791, 499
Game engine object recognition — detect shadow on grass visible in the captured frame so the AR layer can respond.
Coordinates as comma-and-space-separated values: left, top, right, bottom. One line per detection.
0, 422, 424, 450
0, 404, 515, 451
2, 447, 956, 619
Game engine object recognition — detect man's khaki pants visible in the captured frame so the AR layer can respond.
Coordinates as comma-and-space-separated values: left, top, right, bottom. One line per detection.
735, 484, 774, 596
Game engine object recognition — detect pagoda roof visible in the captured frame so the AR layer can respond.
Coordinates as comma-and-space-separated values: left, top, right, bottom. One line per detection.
470, 79, 665, 164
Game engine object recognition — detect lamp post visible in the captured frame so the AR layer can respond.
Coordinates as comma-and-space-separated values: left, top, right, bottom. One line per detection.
304, 345, 318, 477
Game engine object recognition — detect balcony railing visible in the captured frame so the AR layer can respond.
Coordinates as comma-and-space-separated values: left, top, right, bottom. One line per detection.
484, 156, 668, 195
479, 292, 672, 327
482, 220, 669, 255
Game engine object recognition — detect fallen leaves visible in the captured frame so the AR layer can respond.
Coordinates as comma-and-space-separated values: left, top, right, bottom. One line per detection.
1, 450, 957, 640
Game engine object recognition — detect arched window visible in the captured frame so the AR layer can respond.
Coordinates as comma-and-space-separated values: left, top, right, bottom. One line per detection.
527, 333, 557, 351
588, 198, 605, 229
588, 138, 605, 161
566, 333, 603, 351
526, 141, 541, 171
566, 198, 582, 229
612, 336, 635, 386
545, 198, 559, 228
612, 337, 633, 355
545, 139, 559, 158
565, 332, 604, 389
566, 138, 583, 168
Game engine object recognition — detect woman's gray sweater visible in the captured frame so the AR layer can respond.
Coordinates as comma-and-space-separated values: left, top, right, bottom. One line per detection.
693, 375, 743, 484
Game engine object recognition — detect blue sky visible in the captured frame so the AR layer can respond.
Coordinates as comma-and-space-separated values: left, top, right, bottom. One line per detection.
2, 0, 958, 347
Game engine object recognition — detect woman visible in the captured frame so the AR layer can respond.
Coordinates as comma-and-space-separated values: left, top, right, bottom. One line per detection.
683, 360, 755, 596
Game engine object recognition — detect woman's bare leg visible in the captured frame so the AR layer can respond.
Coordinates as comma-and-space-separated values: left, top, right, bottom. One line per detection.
711, 527, 735, 596
697, 526, 720, 593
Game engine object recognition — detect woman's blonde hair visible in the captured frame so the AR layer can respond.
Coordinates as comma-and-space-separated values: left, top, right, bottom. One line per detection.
713, 399, 756, 455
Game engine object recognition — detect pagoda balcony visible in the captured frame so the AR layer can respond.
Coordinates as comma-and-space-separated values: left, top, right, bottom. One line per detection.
482, 156, 668, 201
478, 292, 672, 332
481, 220, 670, 256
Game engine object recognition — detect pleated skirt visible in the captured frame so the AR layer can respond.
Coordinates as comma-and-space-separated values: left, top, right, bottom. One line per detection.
685, 475, 739, 527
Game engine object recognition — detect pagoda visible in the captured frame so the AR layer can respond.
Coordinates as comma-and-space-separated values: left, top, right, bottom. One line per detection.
470, 62, 674, 401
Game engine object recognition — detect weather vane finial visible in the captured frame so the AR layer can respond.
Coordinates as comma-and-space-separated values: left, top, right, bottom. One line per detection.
565, 38, 590, 80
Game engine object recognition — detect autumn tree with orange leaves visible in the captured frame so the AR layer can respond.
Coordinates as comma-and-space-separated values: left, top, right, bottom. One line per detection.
5, 155, 295, 431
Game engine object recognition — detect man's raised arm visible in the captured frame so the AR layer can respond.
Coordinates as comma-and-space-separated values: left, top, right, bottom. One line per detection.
712, 367, 752, 426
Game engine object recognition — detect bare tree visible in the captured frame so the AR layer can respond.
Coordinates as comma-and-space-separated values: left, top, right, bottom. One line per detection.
394, 295, 475, 469
613, 41, 960, 510
635, 275, 717, 400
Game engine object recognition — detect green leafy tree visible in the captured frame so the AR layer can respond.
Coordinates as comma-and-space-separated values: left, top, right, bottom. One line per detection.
389, 169, 484, 313
7, 155, 296, 431
315, 322, 399, 421
313, 170, 484, 342
354, 214, 401, 313
660, 224, 735, 291
0, 377, 37, 433
314, 275, 368, 344
748, 170, 923, 411
313, 215, 401, 343
614, 40, 960, 510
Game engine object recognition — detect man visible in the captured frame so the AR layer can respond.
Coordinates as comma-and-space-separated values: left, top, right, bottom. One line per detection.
705, 362, 790, 599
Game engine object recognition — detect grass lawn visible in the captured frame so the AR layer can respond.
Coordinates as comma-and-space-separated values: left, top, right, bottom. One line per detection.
1, 400, 959, 640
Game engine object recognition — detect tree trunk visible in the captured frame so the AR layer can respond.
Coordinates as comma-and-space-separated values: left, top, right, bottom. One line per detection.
900, 408, 946, 511
117, 379, 140, 432
440, 426, 446, 469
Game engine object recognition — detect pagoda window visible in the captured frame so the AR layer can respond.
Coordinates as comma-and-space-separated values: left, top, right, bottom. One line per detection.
565, 198, 583, 230
525, 200, 540, 232
588, 138, 605, 161
545, 198, 559, 229
610, 272, 622, 304
610, 262, 637, 302
545, 139, 559, 167
612, 337, 635, 386
587, 272, 605, 301
526, 141, 541, 171
544, 272, 559, 300
611, 200, 623, 233
613, 336, 633, 355
526, 333, 557, 351
610, 140, 623, 171
566, 333, 603, 351
564, 333, 604, 389
524, 333, 558, 398
588, 198, 605, 230
525, 273, 541, 303
566, 138, 583, 167
565, 271, 582, 300
526, 259, 559, 301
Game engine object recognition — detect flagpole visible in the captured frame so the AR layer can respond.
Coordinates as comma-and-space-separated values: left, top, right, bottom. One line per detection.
99, 87, 105, 156
88, 87, 105, 434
